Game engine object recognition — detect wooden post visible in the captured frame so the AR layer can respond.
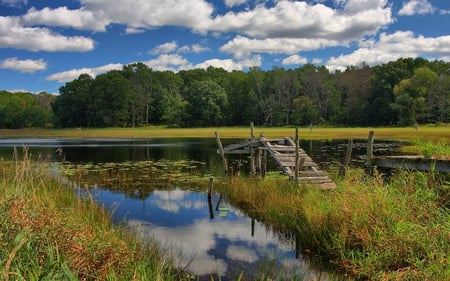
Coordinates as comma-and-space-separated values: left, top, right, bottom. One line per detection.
339, 139, 353, 178
250, 122, 256, 175
207, 190, 214, 219
257, 149, 262, 176
367, 131, 374, 159
251, 218, 255, 237
208, 176, 214, 197
215, 131, 228, 175
250, 122, 255, 141
366, 131, 375, 173
294, 127, 299, 183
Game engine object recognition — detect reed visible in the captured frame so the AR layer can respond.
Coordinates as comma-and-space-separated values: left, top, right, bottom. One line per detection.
0, 150, 190, 281
217, 170, 450, 280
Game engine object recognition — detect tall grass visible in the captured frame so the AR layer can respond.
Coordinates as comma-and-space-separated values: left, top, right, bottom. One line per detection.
0, 149, 189, 281
217, 170, 450, 280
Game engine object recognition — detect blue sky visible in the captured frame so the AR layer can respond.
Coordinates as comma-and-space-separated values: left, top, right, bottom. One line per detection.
0, 0, 449, 94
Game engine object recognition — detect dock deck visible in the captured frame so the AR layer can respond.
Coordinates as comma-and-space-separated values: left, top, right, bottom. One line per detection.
220, 135, 336, 189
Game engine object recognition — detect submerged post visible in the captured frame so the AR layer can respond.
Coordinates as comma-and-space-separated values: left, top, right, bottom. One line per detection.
215, 131, 228, 174
208, 176, 214, 197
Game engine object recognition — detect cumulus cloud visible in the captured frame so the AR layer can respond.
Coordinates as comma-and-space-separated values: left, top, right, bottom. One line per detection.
0, 16, 95, 52
0, 57, 47, 73
282, 55, 308, 66
398, 0, 436, 16
46, 63, 122, 82
0, 0, 27, 7
326, 31, 450, 71
143, 54, 193, 72
150, 41, 179, 55
224, 0, 247, 8
194, 55, 261, 71
221, 35, 342, 58
22, 6, 109, 31
80, 0, 214, 33
210, 0, 392, 40
150, 41, 210, 55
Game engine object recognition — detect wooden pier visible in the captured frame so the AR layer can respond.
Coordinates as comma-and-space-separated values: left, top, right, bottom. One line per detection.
366, 131, 450, 173
216, 125, 336, 189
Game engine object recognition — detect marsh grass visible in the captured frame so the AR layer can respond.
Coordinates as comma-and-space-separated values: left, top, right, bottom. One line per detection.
0, 150, 190, 281
216, 170, 450, 280
0, 124, 449, 140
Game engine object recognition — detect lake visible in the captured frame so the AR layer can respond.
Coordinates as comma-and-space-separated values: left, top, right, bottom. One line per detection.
0, 137, 402, 280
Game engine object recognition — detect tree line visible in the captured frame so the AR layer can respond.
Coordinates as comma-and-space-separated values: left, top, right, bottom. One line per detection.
1, 57, 449, 129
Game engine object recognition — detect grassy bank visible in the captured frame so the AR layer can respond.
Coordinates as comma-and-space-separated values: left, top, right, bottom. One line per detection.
0, 124, 449, 141
217, 170, 449, 280
0, 152, 189, 281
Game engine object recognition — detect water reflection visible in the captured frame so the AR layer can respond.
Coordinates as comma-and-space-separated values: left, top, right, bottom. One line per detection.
91, 186, 329, 280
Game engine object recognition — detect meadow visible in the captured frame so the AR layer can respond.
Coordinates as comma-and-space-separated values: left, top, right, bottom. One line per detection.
0, 124, 449, 141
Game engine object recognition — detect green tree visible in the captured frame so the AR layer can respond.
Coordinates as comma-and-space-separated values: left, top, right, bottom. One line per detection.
90, 71, 133, 127
184, 80, 228, 127
53, 74, 94, 127
392, 67, 437, 125
291, 96, 319, 126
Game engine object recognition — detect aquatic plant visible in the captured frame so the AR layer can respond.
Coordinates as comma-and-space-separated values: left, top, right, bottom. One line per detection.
58, 159, 208, 198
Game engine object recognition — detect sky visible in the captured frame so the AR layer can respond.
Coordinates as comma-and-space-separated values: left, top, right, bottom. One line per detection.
0, 0, 449, 94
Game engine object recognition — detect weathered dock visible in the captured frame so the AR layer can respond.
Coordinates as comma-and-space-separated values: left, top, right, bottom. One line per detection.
364, 131, 450, 173
216, 124, 336, 189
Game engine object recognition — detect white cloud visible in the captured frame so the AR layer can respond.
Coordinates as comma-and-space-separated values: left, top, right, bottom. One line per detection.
398, 0, 435, 16
22, 6, 109, 31
80, 0, 214, 33
194, 55, 261, 71
151, 41, 210, 55
0, 57, 47, 73
210, 1, 392, 40
326, 31, 450, 71
150, 41, 179, 55
46, 63, 122, 82
221, 35, 342, 58
0, 16, 95, 52
224, 0, 247, 8
191, 44, 210, 53
143, 54, 193, 72
282, 55, 308, 66
0, 0, 27, 7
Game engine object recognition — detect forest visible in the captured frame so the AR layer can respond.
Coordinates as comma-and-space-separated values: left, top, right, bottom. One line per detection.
1, 57, 449, 129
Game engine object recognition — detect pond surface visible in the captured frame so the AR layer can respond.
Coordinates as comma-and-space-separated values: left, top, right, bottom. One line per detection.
0, 137, 403, 280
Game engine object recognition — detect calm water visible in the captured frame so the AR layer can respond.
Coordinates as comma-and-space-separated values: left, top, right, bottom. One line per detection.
0, 137, 402, 280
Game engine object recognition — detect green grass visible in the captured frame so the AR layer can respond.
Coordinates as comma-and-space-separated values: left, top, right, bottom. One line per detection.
216, 170, 450, 280
0, 124, 449, 141
0, 152, 190, 281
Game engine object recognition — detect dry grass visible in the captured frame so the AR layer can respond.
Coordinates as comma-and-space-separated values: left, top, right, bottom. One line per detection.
0, 153, 187, 281
0, 124, 449, 141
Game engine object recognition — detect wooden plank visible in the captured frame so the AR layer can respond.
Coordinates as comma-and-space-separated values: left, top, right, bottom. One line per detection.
372, 156, 450, 172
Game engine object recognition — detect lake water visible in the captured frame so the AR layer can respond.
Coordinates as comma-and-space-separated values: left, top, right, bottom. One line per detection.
0, 137, 402, 280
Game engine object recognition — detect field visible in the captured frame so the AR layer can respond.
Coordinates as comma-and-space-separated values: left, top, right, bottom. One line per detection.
0, 124, 449, 141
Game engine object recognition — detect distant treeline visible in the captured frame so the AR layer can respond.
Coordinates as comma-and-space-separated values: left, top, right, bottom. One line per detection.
1, 57, 449, 129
